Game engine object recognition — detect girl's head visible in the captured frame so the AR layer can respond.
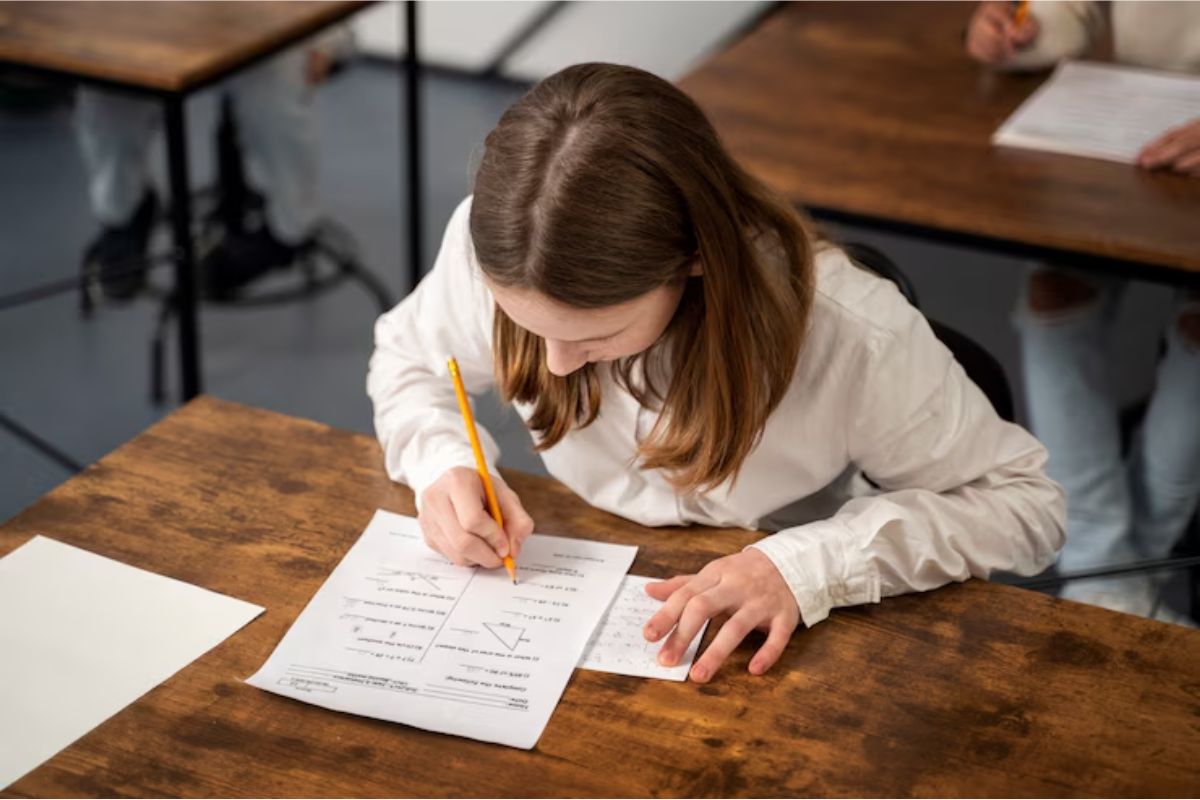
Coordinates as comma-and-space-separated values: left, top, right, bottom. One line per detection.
470, 62, 816, 492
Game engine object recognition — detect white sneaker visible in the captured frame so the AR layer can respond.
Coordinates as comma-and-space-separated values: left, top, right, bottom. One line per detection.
1059, 574, 1198, 629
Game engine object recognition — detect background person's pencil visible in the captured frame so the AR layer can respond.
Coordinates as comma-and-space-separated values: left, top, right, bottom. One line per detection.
447, 356, 518, 583
1013, 0, 1030, 26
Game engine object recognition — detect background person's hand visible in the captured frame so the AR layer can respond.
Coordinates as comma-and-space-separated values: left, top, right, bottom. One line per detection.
305, 47, 337, 86
417, 467, 534, 568
643, 548, 800, 683
965, 1, 1039, 65
1138, 119, 1200, 176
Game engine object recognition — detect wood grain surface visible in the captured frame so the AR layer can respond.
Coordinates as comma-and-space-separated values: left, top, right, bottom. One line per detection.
1, 396, 1198, 797
679, 1, 1200, 274
0, 2, 367, 92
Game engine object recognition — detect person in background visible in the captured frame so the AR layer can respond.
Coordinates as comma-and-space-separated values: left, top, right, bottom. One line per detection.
74, 31, 349, 301
966, 0, 1200, 625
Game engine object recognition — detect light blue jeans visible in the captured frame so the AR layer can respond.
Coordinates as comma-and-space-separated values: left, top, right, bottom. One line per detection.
73, 46, 318, 244
1016, 269, 1200, 576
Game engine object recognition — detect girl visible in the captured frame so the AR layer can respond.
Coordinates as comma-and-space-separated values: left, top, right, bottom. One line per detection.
368, 63, 1065, 684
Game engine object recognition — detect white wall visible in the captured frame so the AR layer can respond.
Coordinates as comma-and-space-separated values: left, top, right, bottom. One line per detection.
353, 2, 551, 72
352, 1, 769, 81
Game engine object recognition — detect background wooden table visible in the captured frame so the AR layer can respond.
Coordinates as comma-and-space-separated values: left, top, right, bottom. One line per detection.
0, 1, 367, 92
680, 1, 1200, 281
2, 397, 1198, 797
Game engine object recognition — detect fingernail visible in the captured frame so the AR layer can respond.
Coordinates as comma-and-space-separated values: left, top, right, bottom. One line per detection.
659, 651, 677, 667
692, 665, 708, 682
644, 626, 657, 640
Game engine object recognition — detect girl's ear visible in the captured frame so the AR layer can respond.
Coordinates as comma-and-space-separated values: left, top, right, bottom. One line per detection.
688, 257, 703, 277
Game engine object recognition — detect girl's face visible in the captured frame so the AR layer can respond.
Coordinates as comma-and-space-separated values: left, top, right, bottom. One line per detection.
486, 277, 688, 377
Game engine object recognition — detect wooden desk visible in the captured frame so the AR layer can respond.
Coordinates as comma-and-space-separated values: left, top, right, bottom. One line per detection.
0, 2, 367, 92
680, 1, 1200, 282
2, 397, 1198, 796
0, 1, 369, 403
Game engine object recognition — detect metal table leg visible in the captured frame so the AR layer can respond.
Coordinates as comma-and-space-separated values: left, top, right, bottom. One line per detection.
162, 94, 203, 400
404, 0, 422, 291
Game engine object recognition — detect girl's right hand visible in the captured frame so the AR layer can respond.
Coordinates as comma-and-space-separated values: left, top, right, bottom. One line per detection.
966, 1, 1039, 65
418, 467, 535, 568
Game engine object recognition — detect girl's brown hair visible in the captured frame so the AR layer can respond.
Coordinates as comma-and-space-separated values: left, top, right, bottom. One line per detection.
470, 63, 816, 492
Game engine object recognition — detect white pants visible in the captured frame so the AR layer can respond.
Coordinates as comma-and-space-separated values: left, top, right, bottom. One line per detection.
74, 46, 318, 244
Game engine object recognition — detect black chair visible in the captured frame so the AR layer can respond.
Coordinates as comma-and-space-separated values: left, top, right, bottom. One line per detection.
843, 241, 1015, 423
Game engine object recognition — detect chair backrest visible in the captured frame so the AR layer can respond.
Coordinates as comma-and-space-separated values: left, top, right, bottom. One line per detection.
843, 242, 1016, 423
841, 242, 919, 308
927, 319, 1015, 422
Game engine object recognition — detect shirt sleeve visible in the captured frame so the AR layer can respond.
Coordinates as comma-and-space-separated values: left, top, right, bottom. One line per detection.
749, 285, 1066, 627
998, 0, 1104, 72
366, 196, 502, 502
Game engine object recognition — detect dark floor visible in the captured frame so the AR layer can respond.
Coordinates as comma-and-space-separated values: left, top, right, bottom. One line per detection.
0, 60, 1189, 612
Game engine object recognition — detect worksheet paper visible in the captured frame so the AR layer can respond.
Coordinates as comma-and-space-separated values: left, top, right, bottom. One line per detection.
578, 575, 707, 681
992, 60, 1200, 163
0, 536, 264, 790
246, 510, 637, 750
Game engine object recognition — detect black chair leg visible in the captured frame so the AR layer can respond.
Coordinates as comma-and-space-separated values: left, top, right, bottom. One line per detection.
150, 294, 175, 404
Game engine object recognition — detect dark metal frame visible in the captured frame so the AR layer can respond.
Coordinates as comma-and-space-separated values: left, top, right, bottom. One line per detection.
810, 205, 1200, 290
0, 411, 86, 473
403, 0, 423, 289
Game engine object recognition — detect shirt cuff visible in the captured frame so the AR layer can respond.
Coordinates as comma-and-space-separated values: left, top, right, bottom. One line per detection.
405, 448, 486, 510
384, 428, 489, 507
747, 519, 880, 627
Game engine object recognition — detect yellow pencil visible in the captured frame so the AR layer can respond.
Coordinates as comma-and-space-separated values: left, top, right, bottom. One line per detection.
447, 357, 518, 584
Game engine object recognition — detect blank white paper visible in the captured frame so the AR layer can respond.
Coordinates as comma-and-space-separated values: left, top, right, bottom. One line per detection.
579, 574, 707, 681
992, 60, 1200, 163
246, 510, 637, 750
0, 536, 264, 789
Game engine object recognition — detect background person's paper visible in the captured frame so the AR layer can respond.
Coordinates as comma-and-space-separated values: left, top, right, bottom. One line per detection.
0, 536, 264, 790
247, 510, 636, 750
992, 61, 1200, 163
579, 575, 707, 681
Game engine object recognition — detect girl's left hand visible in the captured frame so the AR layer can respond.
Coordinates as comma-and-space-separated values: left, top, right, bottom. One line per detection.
643, 549, 800, 683
1138, 119, 1200, 176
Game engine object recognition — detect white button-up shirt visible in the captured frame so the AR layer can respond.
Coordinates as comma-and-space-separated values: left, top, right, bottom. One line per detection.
368, 198, 1066, 626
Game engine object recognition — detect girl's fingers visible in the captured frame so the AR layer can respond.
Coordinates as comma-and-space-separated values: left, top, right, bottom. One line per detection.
749, 616, 796, 676
979, 1, 1011, 26
972, 14, 1008, 63
1012, 14, 1039, 45
447, 477, 509, 558
688, 608, 757, 683
494, 481, 535, 557
657, 585, 729, 667
644, 574, 690, 601
428, 492, 503, 568
1174, 149, 1200, 174
418, 514, 448, 558
423, 494, 462, 558
456, 535, 506, 569
643, 573, 716, 642
1140, 124, 1194, 167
